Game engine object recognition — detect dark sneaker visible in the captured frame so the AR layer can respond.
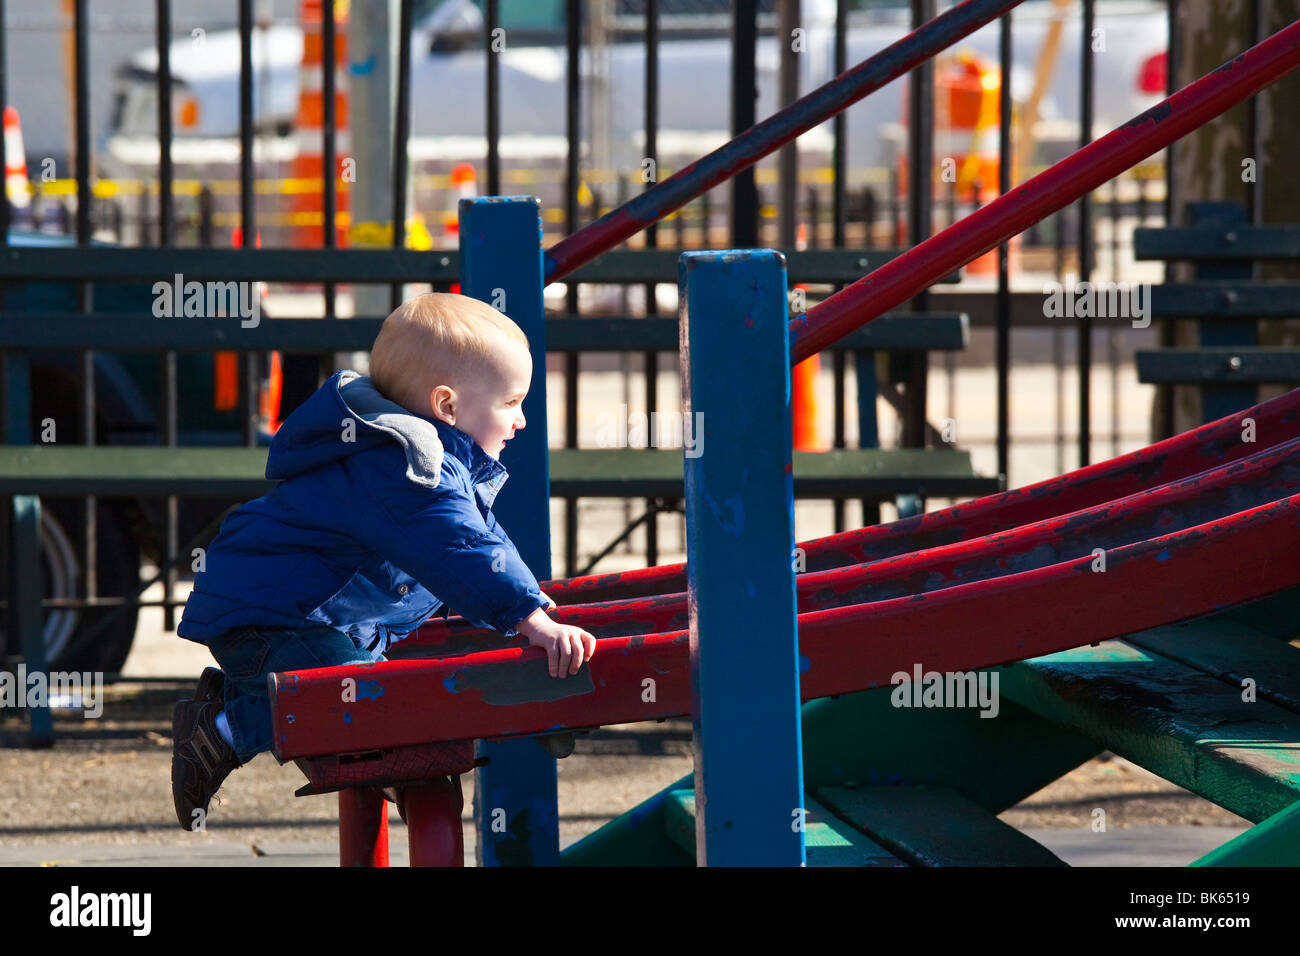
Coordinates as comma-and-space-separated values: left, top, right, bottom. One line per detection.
171, 698, 241, 831
195, 667, 224, 703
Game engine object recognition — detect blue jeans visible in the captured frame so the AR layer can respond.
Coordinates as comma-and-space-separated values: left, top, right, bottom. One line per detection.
207, 623, 376, 764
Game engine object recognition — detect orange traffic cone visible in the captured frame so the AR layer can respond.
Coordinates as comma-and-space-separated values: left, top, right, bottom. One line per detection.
290, 0, 350, 248
4, 106, 29, 219
443, 162, 477, 293
791, 222, 823, 450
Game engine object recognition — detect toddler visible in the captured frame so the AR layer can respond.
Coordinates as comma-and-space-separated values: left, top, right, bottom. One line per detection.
171, 293, 595, 830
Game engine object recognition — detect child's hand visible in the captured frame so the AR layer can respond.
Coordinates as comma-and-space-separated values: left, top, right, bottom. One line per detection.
516, 607, 596, 678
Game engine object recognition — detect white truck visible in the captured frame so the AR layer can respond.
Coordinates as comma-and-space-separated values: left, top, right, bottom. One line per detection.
104, 0, 1167, 184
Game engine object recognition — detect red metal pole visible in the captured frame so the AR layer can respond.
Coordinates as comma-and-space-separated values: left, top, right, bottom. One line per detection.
338, 787, 389, 867
790, 18, 1300, 362
401, 778, 465, 867
542, 0, 1025, 282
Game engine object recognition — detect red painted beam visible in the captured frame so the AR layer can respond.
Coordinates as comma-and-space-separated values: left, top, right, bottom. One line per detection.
272, 493, 1300, 760
789, 19, 1300, 362
396, 432, 1300, 653
536, 387, 1300, 604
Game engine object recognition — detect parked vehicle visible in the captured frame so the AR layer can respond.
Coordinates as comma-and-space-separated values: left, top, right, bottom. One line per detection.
103, 0, 1168, 181
4, 229, 298, 673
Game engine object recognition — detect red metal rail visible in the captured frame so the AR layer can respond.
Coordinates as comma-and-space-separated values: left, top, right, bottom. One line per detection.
790, 18, 1300, 361
542, 0, 1025, 283
535, 386, 1300, 604
396, 432, 1300, 653
273, 493, 1300, 760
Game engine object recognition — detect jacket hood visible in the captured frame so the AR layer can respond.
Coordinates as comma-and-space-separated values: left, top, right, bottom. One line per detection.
266, 369, 449, 488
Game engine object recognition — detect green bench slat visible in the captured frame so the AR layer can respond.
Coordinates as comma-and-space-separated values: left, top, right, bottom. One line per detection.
546, 314, 968, 352
1151, 283, 1300, 319
1001, 640, 1300, 823
0, 446, 1000, 499
548, 448, 999, 498
812, 785, 1068, 867
0, 312, 967, 352
662, 788, 906, 866
0, 247, 957, 286
1135, 225, 1300, 261
0, 446, 273, 496
1125, 620, 1300, 716
0, 247, 458, 283
1136, 347, 1300, 384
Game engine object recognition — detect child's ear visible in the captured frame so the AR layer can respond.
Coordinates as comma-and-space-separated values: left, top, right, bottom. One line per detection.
430, 385, 456, 425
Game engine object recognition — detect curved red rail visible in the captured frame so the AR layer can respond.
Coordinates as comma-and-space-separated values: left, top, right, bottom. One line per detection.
274, 492, 1300, 759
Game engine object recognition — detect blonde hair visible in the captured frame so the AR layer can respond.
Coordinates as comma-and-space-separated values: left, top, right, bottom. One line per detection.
369, 293, 529, 414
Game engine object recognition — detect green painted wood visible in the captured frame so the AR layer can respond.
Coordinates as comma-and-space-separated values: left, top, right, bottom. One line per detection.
0, 247, 959, 286
663, 789, 906, 867
0, 313, 968, 353
561, 693, 1104, 866
0, 446, 999, 499
1126, 620, 1300, 715
561, 772, 696, 867
1001, 640, 1300, 823
1210, 585, 1300, 640
800, 689, 1103, 815
1136, 347, 1300, 384
554, 248, 961, 284
1135, 225, 1300, 261
0, 446, 273, 496
0, 316, 388, 351
545, 314, 968, 352
0, 247, 458, 283
548, 448, 999, 498
813, 784, 1068, 867
1191, 798, 1300, 866
1151, 283, 1300, 318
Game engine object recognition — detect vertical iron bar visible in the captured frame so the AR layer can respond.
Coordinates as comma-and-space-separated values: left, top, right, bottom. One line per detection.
564, 0, 580, 576
157, 0, 178, 630
323, 0, 337, 319
832, 0, 847, 510
1159, 0, 1177, 440
644, 0, 659, 566
74, 0, 97, 610
903, 0, 934, 463
1077, 0, 1094, 467
391, 0, 413, 310
239, 0, 256, 447
832, 0, 846, 249
777, 0, 799, 249
486, 0, 500, 196
731, 0, 758, 246
995, 9, 1011, 484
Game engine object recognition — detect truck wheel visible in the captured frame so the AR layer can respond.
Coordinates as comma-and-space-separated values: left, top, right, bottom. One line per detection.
32, 498, 141, 674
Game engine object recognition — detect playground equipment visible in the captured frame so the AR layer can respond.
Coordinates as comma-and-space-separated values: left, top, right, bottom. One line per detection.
264, 10, 1300, 866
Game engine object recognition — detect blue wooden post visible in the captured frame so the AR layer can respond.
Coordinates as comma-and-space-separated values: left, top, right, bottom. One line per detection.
458, 196, 560, 866
679, 250, 805, 866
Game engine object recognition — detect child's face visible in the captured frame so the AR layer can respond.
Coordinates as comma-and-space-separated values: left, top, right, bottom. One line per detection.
431, 338, 532, 460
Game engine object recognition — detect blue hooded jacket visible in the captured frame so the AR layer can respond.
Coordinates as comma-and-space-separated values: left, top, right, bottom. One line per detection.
176, 369, 548, 658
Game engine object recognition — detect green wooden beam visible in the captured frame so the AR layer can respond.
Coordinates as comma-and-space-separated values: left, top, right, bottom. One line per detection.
1136, 347, 1300, 384
1191, 798, 1300, 866
1135, 225, 1300, 261
663, 789, 906, 867
813, 785, 1067, 867
0, 446, 999, 500
1001, 640, 1300, 823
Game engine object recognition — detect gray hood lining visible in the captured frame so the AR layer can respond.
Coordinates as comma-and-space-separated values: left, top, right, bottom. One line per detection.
336, 369, 444, 489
